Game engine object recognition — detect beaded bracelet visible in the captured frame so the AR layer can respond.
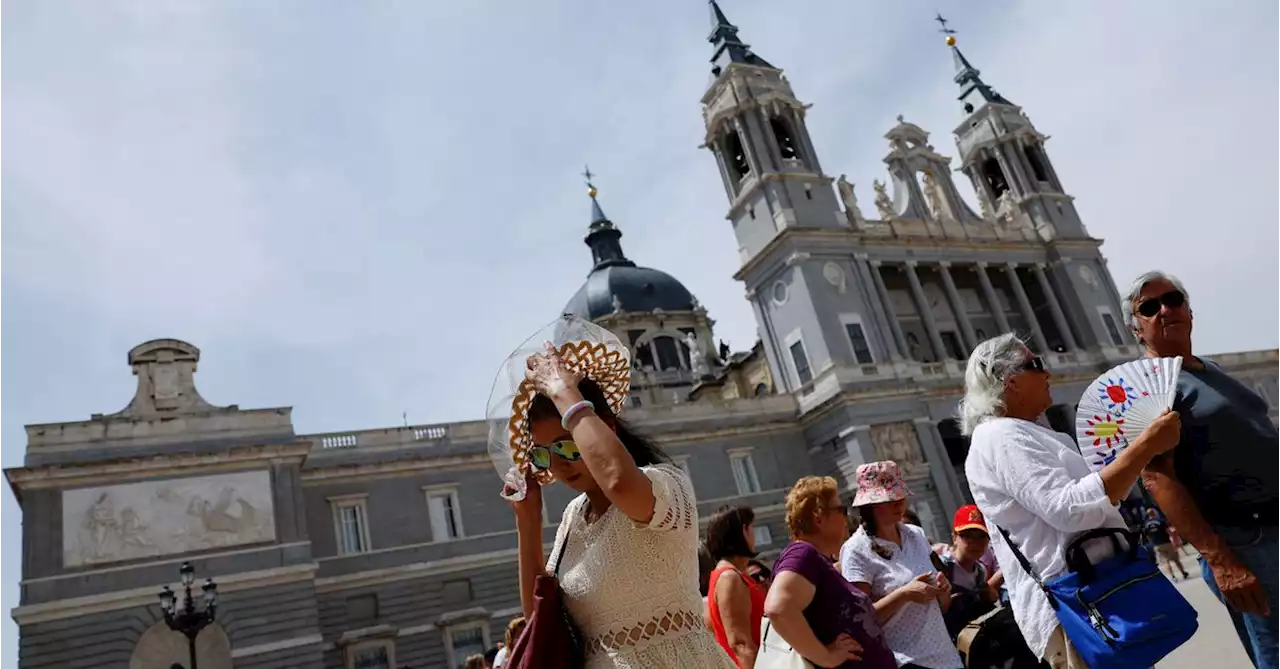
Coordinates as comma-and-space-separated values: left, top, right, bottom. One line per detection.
560, 400, 596, 431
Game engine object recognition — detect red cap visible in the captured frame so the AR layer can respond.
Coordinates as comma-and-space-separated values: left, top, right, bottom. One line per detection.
953, 504, 988, 534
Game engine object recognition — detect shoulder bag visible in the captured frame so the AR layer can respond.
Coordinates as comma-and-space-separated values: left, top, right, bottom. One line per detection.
505, 531, 584, 669
997, 525, 1198, 669
755, 618, 815, 669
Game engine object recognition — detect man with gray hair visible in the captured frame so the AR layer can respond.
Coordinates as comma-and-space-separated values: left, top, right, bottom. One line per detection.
1129, 270, 1279, 668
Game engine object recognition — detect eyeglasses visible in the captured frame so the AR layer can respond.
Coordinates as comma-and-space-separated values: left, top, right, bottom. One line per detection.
528, 440, 583, 470
1136, 290, 1186, 318
1014, 356, 1047, 373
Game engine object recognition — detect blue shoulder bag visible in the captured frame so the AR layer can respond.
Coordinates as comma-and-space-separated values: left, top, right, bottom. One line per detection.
997, 526, 1198, 669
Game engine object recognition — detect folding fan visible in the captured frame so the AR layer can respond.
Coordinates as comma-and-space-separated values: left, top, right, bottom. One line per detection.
1075, 357, 1183, 471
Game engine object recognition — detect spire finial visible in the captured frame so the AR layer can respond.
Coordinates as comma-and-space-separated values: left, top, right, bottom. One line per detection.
935, 12, 957, 46
582, 165, 598, 198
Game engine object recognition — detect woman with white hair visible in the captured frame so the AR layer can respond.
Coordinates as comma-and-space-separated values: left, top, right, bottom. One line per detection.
960, 333, 1182, 668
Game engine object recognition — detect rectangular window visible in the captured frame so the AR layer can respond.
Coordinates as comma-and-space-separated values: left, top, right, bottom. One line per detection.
426, 489, 464, 542
789, 340, 812, 385
753, 525, 773, 547
331, 497, 371, 555
730, 452, 762, 495
447, 625, 489, 668
843, 322, 874, 365
351, 646, 390, 669
1100, 312, 1125, 346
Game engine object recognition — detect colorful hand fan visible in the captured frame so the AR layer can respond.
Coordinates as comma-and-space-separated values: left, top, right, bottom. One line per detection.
1075, 357, 1182, 471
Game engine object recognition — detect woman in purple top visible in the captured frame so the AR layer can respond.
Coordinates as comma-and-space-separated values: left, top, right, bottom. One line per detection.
764, 476, 898, 669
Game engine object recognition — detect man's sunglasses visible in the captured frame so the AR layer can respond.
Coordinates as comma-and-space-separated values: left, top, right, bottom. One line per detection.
529, 440, 583, 470
1014, 356, 1047, 373
1136, 290, 1186, 318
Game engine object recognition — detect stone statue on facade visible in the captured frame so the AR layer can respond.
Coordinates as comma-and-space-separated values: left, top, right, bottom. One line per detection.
837, 174, 865, 226
872, 179, 895, 220
718, 340, 731, 364
976, 188, 995, 220
921, 170, 948, 221
685, 332, 711, 378
611, 294, 623, 314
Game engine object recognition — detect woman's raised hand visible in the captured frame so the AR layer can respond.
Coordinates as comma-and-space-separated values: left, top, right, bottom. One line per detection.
1140, 409, 1182, 456
525, 341, 582, 399
505, 474, 543, 525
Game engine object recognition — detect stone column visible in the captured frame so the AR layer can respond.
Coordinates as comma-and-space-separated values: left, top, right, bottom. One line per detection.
1004, 263, 1050, 353
757, 107, 784, 172
855, 255, 901, 361
937, 262, 978, 351
869, 261, 910, 359
1099, 257, 1138, 344
1032, 263, 1078, 350
710, 142, 737, 202
788, 107, 823, 174
912, 417, 965, 516
905, 261, 948, 361
974, 262, 1012, 335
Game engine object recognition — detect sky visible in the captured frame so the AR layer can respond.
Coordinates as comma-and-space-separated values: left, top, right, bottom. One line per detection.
2, 0, 1277, 663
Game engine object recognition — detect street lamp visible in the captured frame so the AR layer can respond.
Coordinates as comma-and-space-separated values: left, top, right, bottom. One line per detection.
158, 562, 217, 669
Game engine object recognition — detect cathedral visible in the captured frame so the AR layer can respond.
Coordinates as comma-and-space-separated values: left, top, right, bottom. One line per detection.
7, 4, 1277, 669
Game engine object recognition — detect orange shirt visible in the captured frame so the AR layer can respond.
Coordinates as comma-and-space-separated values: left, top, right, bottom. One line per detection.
707, 564, 766, 667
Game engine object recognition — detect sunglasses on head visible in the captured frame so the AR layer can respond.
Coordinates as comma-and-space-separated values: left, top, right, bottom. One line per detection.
1136, 290, 1186, 318
1014, 356, 1047, 373
529, 440, 583, 470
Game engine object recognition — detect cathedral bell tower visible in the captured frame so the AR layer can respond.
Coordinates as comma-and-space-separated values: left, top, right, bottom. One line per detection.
947, 33, 1089, 241
701, 0, 843, 264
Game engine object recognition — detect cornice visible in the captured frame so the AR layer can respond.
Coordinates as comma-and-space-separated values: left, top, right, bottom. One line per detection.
4, 442, 311, 493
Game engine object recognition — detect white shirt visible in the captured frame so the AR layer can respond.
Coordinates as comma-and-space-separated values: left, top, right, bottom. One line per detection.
548, 464, 735, 669
840, 522, 964, 669
964, 417, 1127, 660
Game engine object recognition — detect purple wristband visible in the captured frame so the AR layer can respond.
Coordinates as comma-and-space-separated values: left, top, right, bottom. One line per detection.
560, 400, 596, 431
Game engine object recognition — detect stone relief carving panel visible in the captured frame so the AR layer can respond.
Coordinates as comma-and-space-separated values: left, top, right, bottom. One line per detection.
869, 422, 929, 479
64, 470, 275, 567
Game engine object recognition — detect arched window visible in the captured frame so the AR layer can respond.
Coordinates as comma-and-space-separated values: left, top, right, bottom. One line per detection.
1024, 145, 1049, 183
980, 157, 1009, 199
770, 117, 800, 161
723, 131, 751, 182
653, 336, 683, 371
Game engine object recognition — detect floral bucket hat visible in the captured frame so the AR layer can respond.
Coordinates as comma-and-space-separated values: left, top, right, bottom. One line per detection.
486, 314, 631, 502
851, 460, 912, 507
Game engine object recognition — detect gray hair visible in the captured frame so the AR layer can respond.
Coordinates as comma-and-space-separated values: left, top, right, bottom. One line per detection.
958, 333, 1030, 436
1124, 270, 1190, 331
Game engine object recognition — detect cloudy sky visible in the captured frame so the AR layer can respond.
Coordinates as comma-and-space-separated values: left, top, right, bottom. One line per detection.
2, 0, 1277, 661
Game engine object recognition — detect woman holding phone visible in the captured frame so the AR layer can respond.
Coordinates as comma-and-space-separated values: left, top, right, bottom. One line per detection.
839, 462, 964, 669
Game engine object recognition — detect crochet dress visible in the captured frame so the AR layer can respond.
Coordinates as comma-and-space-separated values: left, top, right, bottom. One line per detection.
547, 464, 736, 669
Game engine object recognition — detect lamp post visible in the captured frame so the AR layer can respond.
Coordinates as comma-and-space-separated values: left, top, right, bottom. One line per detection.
158, 562, 217, 669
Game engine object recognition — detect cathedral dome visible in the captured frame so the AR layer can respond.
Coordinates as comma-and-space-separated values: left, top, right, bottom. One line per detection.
564, 264, 696, 320
563, 179, 698, 320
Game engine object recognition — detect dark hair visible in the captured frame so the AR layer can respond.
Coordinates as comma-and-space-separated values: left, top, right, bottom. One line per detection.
698, 541, 714, 596
858, 504, 880, 538
904, 509, 922, 528
527, 378, 670, 467
706, 505, 758, 561
484, 647, 501, 664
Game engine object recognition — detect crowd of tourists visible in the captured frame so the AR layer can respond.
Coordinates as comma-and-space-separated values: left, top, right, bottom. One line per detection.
488, 270, 1277, 669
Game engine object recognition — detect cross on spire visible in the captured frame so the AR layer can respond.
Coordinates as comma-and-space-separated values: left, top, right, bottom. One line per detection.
581, 165, 596, 188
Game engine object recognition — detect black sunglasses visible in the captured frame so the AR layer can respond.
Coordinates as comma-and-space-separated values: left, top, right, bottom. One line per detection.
1014, 356, 1047, 373
1136, 290, 1186, 318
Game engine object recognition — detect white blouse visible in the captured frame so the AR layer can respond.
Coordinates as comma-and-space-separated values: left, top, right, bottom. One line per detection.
964, 417, 1127, 660
840, 522, 963, 669
547, 464, 734, 669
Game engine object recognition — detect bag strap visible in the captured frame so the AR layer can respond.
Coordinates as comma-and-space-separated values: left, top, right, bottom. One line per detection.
550, 512, 575, 577
995, 525, 1058, 608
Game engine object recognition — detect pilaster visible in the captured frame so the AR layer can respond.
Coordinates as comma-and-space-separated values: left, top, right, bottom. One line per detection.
912, 417, 964, 516
904, 261, 948, 361
973, 262, 1011, 335
1032, 263, 1078, 350
937, 262, 977, 352
1003, 263, 1050, 353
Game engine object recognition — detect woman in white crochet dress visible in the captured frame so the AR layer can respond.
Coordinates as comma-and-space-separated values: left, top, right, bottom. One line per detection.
507, 342, 735, 669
